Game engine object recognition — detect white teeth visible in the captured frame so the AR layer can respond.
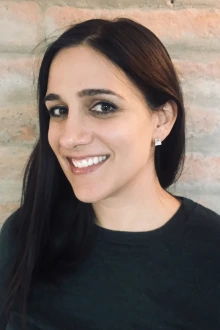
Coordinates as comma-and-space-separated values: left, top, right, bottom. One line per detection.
88, 158, 93, 166
71, 155, 107, 168
93, 157, 99, 165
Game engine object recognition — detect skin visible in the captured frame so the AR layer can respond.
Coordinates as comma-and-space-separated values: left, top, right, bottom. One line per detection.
45, 45, 181, 232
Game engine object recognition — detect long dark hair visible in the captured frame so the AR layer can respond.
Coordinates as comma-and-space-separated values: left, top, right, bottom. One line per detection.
1, 18, 185, 328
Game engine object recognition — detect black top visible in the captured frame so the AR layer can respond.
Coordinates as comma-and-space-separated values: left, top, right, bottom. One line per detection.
1, 196, 220, 329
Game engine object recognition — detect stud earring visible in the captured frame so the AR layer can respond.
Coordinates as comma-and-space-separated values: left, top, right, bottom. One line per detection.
155, 138, 162, 146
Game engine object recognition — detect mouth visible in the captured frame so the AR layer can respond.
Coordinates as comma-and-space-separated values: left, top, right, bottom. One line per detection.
67, 155, 110, 175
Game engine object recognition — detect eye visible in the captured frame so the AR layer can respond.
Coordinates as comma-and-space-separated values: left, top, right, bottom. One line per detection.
47, 106, 67, 118
91, 102, 118, 116
47, 102, 118, 119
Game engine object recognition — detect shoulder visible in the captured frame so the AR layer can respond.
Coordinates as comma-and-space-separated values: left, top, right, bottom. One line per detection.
180, 196, 220, 254
0, 208, 21, 268
0, 207, 21, 240
0, 208, 22, 328
184, 197, 220, 234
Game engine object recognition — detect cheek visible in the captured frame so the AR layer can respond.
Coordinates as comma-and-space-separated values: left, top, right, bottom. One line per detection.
105, 126, 131, 152
121, 120, 153, 161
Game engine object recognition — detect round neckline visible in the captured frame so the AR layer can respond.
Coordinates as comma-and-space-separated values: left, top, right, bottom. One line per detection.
93, 196, 196, 245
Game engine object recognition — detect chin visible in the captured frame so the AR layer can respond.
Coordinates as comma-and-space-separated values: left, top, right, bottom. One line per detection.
71, 186, 105, 204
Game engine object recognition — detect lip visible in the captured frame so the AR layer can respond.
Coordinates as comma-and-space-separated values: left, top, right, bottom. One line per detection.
67, 156, 109, 175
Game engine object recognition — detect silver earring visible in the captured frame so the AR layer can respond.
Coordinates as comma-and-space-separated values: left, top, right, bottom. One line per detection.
155, 138, 162, 146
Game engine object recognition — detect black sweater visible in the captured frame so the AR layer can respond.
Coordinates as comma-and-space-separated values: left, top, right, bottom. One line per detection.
1, 196, 220, 330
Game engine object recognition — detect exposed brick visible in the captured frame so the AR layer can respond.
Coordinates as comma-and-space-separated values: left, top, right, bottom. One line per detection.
0, 180, 22, 203
0, 103, 38, 144
181, 76, 220, 109
14, 0, 220, 10
174, 59, 220, 79
0, 55, 40, 143
184, 102, 220, 155
178, 153, 220, 184
174, 60, 220, 155
173, 59, 220, 119
170, 180, 220, 195
169, 49, 220, 62
185, 105, 220, 137
176, 0, 220, 8
0, 1, 44, 52
186, 132, 220, 155
0, 145, 32, 181
0, 55, 36, 104
41, 0, 169, 9
45, 7, 220, 49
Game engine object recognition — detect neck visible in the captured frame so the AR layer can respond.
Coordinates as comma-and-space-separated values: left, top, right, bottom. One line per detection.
92, 170, 181, 232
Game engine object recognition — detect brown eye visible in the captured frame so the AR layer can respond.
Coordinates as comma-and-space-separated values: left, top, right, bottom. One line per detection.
48, 106, 68, 118
91, 102, 117, 116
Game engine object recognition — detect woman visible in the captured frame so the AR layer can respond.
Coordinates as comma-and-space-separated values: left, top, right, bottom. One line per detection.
0, 17, 220, 330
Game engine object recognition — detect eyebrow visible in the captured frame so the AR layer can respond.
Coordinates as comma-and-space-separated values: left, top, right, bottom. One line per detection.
44, 88, 124, 103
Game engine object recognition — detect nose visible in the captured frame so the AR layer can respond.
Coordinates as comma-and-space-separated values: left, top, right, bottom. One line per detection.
59, 111, 93, 150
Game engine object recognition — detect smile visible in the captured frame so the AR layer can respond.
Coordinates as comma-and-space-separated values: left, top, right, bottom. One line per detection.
67, 155, 110, 175
70, 155, 108, 168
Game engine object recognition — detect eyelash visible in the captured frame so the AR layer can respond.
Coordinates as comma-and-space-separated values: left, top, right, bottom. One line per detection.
47, 102, 118, 118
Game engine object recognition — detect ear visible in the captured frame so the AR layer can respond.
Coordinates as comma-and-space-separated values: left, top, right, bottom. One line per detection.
153, 100, 178, 143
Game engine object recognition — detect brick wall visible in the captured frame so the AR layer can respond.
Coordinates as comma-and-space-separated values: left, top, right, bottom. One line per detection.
0, 0, 220, 225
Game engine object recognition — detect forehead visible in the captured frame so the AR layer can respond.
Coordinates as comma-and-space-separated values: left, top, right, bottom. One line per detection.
48, 46, 122, 87
47, 45, 143, 100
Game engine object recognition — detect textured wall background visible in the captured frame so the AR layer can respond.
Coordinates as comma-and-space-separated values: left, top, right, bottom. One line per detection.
0, 0, 220, 225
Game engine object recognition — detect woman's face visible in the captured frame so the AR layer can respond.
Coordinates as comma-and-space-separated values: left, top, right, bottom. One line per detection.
45, 45, 159, 203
